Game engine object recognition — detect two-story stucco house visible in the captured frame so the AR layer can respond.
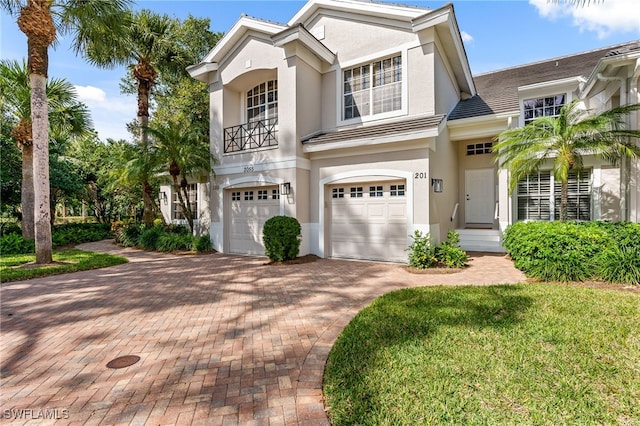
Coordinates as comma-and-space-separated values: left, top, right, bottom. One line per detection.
166, 0, 639, 263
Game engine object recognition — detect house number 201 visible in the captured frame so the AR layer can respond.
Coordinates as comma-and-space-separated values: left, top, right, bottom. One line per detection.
414, 172, 427, 179
244, 165, 254, 173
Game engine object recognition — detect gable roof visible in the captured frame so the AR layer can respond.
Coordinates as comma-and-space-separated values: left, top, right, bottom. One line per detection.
449, 40, 640, 121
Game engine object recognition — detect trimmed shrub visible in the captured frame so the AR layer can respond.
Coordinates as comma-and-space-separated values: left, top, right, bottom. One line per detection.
597, 246, 640, 285
407, 230, 437, 269
435, 230, 468, 268
503, 221, 640, 283
193, 235, 212, 252
156, 233, 193, 252
138, 226, 163, 250
51, 223, 112, 247
263, 216, 301, 262
0, 233, 35, 255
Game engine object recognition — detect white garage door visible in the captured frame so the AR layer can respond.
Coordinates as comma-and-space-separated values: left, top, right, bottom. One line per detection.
229, 186, 280, 255
330, 181, 407, 262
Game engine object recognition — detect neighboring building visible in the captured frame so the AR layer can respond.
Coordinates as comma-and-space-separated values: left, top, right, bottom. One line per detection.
178, 0, 639, 261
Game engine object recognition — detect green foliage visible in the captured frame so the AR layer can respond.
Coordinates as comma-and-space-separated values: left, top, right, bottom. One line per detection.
138, 225, 163, 250
435, 230, 468, 268
597, 246, 640, 285
0, 233, 35, 255
263, 216, 301, 262
1, 223, 110, 255
407, 230, 437, 269
503, 221, 640, 283
324, 285, 640, 425
193, 235, 211, 252
408, 230, 468, 269
1, 249, 128, 283
156, 232, 193, 252
0, 222, 22, 237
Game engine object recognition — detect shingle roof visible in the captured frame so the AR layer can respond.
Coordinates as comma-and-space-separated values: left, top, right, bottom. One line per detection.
301, 114, 446, 145
449, 41, 640, 121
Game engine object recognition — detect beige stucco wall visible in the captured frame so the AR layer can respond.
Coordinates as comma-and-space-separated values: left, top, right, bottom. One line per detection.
407, 42, 435, 116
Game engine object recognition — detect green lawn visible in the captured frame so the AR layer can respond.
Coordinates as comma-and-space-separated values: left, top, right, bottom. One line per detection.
0, 249, 128, 282
324, 284, 640, 425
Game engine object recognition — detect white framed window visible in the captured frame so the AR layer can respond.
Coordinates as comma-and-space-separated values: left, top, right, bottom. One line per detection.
517, 170, 591, 221
343, 54, 402, 120
244, 191, 254, 201
369, 185, 383, 197
467, 142, 493, 156
332, 188, 345, 199
350, 187, 364, 198
257, 190, 268, 200
231, 191, 241, 201
272, 189, 280, 200
172, 184, 198, 220
523, 94, 565, 125
247, 80, 278, 122
390, 184, 405, 197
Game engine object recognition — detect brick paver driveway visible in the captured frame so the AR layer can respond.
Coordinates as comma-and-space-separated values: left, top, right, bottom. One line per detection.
1, 241, 525, 425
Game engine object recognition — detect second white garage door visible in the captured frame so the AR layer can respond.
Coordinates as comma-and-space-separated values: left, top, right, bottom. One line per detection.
229, 186, 280, 255
330, 180, 407, 262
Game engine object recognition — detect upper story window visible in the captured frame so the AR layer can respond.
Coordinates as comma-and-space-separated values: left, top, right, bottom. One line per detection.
343, 55, 402, 120
247, 80, 278, 122
523, 94, 565, 125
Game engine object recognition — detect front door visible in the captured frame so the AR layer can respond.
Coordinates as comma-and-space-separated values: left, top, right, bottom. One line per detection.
465, 169, 494, 225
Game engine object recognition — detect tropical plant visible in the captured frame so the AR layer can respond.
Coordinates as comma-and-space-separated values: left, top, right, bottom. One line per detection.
493, 100, 640, 221
146, 121, 214, 233
84, 9, 185, 225
1, 0, 131, 263
0, 59, 91, 239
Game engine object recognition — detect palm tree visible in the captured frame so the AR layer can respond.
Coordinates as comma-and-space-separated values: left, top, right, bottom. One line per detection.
84, 9, 184, 225
0, 59, 91, 239
494, 99, 640, 222
146, 121, 215, 233
1, 0, 131, 263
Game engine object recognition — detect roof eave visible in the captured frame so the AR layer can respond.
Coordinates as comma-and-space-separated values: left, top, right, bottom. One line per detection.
271, 24, 336, 64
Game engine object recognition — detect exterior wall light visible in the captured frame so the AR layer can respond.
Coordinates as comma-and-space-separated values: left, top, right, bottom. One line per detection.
431, 178, 443, 193
281, 182, 291, 196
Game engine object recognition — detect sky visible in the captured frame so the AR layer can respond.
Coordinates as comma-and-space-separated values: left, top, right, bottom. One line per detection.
1, 0, 639, 142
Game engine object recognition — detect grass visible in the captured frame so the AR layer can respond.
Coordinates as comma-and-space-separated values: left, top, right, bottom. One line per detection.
324, 284, 640, 425
0, 249, 128, 283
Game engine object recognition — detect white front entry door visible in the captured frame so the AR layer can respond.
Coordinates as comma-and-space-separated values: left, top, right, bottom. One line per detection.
465, 169, 495, 225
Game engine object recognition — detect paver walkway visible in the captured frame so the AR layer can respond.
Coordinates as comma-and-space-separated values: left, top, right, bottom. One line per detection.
1, 241, 525, 425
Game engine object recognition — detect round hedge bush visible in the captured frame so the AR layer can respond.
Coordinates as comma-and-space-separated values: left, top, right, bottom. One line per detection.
263, 216, 301, 262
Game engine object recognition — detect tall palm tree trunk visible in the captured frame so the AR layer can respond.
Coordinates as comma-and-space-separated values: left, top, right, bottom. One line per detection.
20, 143, 35, 240
560, 180, 569, 222
135, 62, 156, 226
19, 1, 55, 264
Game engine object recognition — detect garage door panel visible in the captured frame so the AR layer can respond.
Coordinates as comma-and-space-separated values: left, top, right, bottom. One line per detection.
228, 187, 279, 255
330, 181, 407, 263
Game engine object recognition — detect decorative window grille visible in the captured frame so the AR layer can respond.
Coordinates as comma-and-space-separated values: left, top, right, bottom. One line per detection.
523, 94, 565, 125
343, 55, 402, 119
172, 184, 198, 220
390, 184, 405, 197
350, 187, 364, 198
466, 142, 493, 156
369, 186, 383, 197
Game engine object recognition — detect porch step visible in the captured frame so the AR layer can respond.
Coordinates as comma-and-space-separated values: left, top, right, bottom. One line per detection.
456, 229, 505, 253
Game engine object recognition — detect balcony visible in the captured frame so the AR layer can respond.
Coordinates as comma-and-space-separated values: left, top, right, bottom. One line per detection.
224, 118, 278, 153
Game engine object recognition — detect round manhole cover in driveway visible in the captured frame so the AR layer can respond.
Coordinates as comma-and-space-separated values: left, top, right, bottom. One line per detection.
106, 355, 140, 369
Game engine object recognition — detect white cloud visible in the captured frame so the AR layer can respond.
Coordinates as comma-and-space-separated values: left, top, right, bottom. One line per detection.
74, 84, 136, 141
74, 85, 106, 103
529, 0, 640, 38
461, 31, 474, 44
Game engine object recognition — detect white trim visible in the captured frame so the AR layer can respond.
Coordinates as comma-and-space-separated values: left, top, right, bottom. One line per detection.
289, 0, 426, 27
271, 25, 336, 64
318, 169, 414, 258
215, 157, 311, 175
303, 128, 438, 154
518, 76, 586, 93
335, 48, 410, 127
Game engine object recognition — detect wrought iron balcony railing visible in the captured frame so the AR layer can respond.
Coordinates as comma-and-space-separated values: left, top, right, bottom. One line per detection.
223, 118, 278, 153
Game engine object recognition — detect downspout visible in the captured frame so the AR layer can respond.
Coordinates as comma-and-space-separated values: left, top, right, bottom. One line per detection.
597, 72, 629, 221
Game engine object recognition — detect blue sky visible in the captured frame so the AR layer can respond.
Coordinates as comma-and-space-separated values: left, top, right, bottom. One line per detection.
1, 0, 639, 141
